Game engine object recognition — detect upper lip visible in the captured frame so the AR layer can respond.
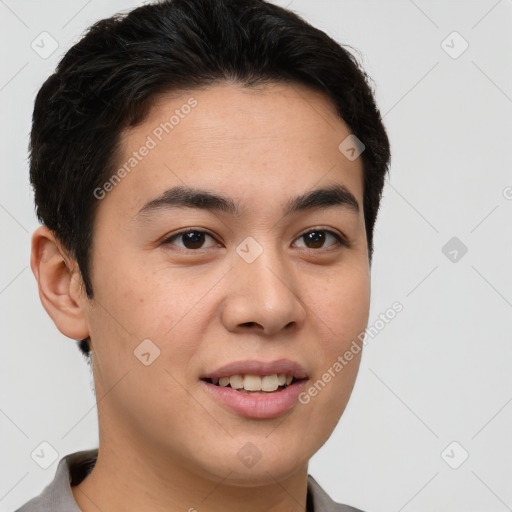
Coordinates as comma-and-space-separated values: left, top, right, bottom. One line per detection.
201, 359, 308, 379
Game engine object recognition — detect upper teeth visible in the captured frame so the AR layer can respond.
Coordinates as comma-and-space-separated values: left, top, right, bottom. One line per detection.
215, 374, 293, 391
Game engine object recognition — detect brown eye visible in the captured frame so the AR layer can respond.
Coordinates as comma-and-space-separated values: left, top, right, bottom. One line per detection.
303, 231, 326, 248
293, 229, 345, 249
164, 230, 218, 250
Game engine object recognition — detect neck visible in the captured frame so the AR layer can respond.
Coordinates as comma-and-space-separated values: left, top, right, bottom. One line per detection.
72, 438, 310, 512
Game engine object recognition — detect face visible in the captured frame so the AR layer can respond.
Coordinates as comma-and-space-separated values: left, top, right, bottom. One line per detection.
82, 82, 370, 485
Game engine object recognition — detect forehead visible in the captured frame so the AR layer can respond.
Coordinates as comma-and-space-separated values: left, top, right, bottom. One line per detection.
105, 82, 364, 216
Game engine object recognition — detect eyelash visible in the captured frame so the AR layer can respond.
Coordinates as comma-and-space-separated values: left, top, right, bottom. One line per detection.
161, 227, 351, 251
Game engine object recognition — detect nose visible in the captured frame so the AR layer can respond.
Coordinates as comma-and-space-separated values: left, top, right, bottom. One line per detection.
220, 247, 307, 337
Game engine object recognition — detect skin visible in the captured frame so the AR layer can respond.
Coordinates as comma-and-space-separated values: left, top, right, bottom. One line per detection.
31, 82, 370, 512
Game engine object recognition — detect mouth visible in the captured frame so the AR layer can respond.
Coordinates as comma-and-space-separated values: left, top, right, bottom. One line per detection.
201, 374, 305, 394
199, 359, 309, 419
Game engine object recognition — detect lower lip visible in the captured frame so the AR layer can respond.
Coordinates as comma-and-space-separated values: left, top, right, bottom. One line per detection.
201, 380, 308, 419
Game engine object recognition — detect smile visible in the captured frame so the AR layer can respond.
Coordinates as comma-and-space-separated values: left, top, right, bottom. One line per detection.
204, 373, 297, 393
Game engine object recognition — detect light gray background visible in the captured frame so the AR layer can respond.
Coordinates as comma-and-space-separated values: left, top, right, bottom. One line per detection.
1, 1, 511, 511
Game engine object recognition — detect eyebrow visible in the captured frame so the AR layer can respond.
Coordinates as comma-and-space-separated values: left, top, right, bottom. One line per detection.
136, 183, 360, 219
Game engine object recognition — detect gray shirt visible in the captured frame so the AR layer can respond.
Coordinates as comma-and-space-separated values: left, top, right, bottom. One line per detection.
15, 449, 364, 512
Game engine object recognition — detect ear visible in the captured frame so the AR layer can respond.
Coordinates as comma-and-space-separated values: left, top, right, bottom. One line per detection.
30, 226, 89, 340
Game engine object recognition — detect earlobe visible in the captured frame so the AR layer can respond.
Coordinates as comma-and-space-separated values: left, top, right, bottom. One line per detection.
31, 226, 90, 340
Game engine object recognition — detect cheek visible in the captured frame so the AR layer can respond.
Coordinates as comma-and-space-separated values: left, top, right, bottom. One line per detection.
87, 254, 221, 374
301, 265, 369, 411
311, 267, 370, 350
90, 250, 178, 333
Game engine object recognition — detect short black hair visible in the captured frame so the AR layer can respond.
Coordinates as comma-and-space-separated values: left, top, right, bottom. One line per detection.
30, 0, 391, 359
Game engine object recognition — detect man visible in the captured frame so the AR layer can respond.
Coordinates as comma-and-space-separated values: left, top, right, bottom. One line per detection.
18, 0, 390, 510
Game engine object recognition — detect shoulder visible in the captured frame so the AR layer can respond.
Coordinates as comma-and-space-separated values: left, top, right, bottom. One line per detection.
307, 474, 366, 512
14, 449, 98, 512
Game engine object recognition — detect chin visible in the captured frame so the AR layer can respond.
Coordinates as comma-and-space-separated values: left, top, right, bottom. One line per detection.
217, 459, 308, 488
197, 437, 312, 487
